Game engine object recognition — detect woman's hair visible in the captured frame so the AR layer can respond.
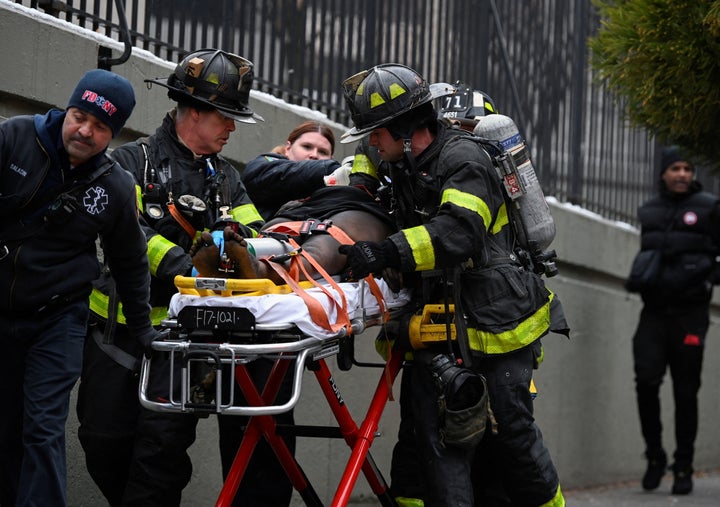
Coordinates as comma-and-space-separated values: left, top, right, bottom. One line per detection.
270, 144, 287, 155
287, 120, 336, 155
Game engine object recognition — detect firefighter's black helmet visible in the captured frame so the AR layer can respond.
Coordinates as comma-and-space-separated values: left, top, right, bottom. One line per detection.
341, 64, 447, 143
146, 49, 263, 123
437, 82, 497, 121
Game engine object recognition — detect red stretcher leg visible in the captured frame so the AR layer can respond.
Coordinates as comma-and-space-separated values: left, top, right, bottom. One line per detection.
312, 348, 404, 507
216, 356, 322, 507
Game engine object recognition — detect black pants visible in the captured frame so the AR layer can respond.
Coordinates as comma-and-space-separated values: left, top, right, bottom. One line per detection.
0, 301, 87, 507
217, 358, 296, 507
406, 343, 560, 507
77, 322, 295, 507
473, 343, 561, 507
390, 365, 513, 506
388, 363, 427, 501
633, 304, 707, 467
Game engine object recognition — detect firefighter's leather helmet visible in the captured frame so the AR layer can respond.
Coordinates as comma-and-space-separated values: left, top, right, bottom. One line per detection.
146, 49, 263, 123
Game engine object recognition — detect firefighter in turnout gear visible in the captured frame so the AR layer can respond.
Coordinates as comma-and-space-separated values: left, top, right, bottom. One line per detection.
347, 81, 505, 506
75, 50, 291, 507
338, 64, 568, 506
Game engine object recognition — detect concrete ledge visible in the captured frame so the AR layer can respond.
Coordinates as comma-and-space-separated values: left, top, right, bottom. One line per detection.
0, 1, 356, 168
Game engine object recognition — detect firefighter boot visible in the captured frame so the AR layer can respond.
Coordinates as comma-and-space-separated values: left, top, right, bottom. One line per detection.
642, 452, 667, 491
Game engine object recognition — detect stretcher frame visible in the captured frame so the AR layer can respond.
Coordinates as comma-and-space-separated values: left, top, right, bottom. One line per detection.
138, 276, 405, 507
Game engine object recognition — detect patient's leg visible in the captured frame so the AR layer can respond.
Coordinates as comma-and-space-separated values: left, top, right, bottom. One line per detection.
190, 228, 267, 280
189, 232, 223, 277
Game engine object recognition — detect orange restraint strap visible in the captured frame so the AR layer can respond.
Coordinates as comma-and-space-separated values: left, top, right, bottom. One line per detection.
261, 220, 390, 334
167, 202, 196, 239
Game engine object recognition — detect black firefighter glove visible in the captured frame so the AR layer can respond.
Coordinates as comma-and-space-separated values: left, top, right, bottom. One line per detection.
339, 240, 400, 280
136, 327, 168, 359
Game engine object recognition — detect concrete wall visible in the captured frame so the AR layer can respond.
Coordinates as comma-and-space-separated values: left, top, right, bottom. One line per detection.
3, 2, 720, 505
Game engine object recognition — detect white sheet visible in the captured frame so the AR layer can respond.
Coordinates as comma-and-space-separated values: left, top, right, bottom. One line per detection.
167, 279, 411, 339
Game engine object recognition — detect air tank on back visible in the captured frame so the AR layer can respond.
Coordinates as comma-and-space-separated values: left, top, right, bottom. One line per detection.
472, 114, 556, 253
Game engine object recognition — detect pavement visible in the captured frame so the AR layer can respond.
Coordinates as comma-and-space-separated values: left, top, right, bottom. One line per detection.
563, 468, 720, 506
347, 468, 720, 506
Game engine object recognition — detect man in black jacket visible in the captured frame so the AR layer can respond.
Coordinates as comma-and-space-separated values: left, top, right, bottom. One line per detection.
75, 50, 276, 507
628, 146, 720, 495
0, 69, 155, 507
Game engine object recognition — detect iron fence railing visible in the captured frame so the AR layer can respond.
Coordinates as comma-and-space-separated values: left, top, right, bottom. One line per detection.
13, 0, 720, 227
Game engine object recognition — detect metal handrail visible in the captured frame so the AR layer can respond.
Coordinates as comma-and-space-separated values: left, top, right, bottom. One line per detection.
97, 0, 132, 69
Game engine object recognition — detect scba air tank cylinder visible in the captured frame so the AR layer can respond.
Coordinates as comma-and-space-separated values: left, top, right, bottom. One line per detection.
208, 234, 294, 260
243, 237, 294, 258
190, 236, 294, 276
473, 114, 556, 252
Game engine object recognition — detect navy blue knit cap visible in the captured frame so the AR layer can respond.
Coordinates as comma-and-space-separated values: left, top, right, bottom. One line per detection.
660, 145, 691, 174
67, 69, 136, 136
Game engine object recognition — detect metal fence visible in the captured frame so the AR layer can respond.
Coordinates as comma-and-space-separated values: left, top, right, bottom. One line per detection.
15, 0, 720, 226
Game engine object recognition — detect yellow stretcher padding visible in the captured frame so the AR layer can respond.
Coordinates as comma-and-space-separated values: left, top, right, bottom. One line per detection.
408, 304, 457, 350
173, 275, 315, 297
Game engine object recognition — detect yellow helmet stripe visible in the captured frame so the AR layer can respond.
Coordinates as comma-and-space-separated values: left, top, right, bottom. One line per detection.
388, 83, 408, 99
370, 91, 386, 108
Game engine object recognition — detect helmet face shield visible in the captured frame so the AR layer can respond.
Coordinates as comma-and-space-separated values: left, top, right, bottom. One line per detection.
146, 49, 263, 123
341, 69, 371, 115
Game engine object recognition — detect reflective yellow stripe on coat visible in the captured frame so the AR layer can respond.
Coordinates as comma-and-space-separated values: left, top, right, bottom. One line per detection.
350, 153, 379, 179
147, 234, 178, 276
467, 292, 554, 354
89, 288, 167, 326
402, 226, 435, 271
441, 188, 492, 231
231, 204, 263, 236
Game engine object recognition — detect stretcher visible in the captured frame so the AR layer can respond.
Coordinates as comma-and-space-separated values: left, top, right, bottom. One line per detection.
139, 275, 412, 507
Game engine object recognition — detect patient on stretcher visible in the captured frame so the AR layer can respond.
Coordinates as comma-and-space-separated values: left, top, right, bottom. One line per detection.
168, 187, 409, 339
190, 186, 399, 287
